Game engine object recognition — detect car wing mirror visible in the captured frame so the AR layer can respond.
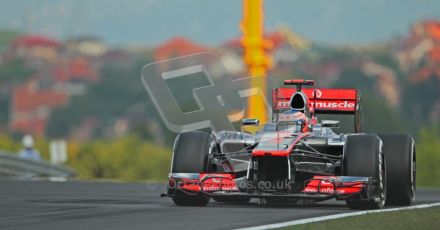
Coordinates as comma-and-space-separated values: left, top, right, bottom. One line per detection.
242, 118, 259, 126
322, 120, 340, 128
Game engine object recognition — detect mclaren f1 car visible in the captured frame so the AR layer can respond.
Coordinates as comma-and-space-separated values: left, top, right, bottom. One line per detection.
161, 79, 416, 210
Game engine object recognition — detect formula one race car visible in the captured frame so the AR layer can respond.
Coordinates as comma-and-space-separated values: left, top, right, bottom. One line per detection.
161, 79, 416, 210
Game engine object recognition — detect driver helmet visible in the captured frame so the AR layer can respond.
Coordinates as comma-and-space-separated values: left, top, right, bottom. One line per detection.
284, 109, 309, 132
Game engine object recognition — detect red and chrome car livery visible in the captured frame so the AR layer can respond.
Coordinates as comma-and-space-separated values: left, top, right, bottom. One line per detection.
162, 80, 416, 209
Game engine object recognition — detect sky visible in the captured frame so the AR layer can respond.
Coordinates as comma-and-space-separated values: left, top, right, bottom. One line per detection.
0, 0, 439, 46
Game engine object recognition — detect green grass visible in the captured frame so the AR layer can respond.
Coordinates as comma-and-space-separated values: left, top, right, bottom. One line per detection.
282, 206, 440, 230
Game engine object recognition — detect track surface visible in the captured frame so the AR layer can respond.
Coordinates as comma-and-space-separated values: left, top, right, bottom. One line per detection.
1, 180, 440, 230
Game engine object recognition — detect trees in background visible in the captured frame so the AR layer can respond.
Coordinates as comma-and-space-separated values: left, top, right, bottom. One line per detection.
0, 133, 171, 181
69, 134, 171, 181
417, 127, 440, 187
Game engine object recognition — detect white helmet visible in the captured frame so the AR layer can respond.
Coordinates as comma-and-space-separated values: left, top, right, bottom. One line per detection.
22, 135, 34, 148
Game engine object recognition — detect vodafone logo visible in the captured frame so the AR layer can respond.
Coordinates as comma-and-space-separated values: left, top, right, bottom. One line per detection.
304, 187, 318, 193
277, 101, 290, 108
314, 89, 322, 98
304, 187, 334, 193
320, 187, 334, 193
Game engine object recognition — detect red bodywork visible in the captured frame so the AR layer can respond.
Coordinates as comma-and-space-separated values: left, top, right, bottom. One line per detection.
175, 174, 364, 196
251, 132, 311, 157
175, 173, 240, 193
166, 80, 367, 201
273, 88, 358, 113
301, 176, 363, 195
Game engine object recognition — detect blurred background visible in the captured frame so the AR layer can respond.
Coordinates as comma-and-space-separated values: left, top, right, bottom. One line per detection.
0, 0, 439, 186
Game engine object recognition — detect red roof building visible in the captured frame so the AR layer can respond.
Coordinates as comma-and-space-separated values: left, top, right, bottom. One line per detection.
153, 37, 210, 61
8, 35, 61, 64
53, 58, 99, 83
403, 20, 440, 82
13, 35, 60, 48
10, 83, 68, 136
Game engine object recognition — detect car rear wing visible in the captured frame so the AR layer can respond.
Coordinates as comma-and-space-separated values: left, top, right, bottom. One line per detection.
272, 80, 362, 132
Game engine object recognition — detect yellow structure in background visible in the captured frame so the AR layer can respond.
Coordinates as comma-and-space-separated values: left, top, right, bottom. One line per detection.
241, 0, 272, 124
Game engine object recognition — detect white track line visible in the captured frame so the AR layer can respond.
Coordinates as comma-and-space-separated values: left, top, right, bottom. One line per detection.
236, 202, 440, 230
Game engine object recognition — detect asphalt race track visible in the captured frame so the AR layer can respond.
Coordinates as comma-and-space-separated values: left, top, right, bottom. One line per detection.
1, 180, 440, 230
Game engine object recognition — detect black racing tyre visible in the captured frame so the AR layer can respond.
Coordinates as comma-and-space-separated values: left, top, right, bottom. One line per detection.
171, 131, 211, 206
213, 197, 251, 203
378, 134, 415, 206
172, 130, 211, 173
343, 134, 386, 210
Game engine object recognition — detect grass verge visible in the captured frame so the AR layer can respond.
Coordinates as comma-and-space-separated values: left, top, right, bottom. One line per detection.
282, 206, 440, 230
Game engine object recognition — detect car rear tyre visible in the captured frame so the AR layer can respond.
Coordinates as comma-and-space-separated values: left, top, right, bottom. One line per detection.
344, 134, 386, 210
171, 131, 211, 206
378, 134, 415, 206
